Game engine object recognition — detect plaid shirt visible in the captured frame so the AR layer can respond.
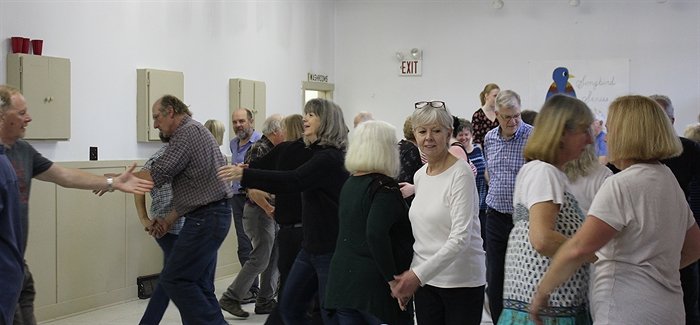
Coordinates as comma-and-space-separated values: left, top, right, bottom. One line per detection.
143, 145, 184, 235
483, 122, 533, 214
151, 115, 233, 215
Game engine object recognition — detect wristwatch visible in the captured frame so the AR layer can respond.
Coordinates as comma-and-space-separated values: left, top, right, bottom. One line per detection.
106, 177, 115, 192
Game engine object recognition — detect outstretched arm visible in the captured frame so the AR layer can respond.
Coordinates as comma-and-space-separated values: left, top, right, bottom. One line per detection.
36, 162, 153, 194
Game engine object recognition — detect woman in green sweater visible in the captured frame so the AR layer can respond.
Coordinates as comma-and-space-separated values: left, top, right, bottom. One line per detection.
325, 120, 415, 325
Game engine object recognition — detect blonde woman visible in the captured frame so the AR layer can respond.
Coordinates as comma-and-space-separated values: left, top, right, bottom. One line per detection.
531, 95, 700, 324
498, 95, 594, 325
204, 119, 226, 146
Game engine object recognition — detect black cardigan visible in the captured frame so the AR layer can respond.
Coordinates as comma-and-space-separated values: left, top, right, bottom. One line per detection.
242, 143, 348, 254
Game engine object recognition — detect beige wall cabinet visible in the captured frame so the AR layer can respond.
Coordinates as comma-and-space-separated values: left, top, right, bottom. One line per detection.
229, 78, 266, 131
6, 54, 71, 140
24, 160, 240, 322
137, 69, 184, 142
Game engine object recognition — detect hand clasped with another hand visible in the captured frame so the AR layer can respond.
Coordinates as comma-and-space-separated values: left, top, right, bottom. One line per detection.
390, 269, 421, 311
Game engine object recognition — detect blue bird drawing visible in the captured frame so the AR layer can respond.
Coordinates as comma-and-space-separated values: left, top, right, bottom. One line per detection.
546, 67, 576, 100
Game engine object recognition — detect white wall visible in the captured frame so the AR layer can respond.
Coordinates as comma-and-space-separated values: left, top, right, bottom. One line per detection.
2, 0, 700, 162
334, 1, 700, 137
1, 0, 336, 161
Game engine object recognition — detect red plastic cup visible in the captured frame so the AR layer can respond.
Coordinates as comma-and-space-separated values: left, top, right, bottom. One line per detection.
11, 37, 23, 53
31, 39, 43, 55
21, 38, 30, 54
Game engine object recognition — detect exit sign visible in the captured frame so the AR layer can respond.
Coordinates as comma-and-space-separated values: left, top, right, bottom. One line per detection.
399, 60, 422, 76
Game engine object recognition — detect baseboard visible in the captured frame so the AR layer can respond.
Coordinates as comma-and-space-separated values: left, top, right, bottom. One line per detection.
37, 265, 239, 323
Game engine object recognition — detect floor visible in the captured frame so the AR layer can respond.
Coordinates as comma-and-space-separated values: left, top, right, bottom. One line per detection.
40, 274, 493, 324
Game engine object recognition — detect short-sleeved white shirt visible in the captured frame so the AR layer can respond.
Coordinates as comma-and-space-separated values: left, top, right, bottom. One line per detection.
409, 159, 486, 288
504, 160, 589, 314
565, 163, 613, 214
588, 163, 695, 324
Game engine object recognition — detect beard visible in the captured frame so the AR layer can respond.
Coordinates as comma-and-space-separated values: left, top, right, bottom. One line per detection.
236, 128, 252, 140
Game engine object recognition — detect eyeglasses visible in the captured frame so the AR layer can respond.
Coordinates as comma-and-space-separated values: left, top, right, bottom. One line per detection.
498, 113, 521, 123
415, 101, 446, 109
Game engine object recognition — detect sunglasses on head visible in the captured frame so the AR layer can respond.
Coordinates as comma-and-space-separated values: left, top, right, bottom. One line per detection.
415, 101, 446, 109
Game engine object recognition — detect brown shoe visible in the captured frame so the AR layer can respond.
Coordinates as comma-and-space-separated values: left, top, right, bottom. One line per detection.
219, 296, 249, 318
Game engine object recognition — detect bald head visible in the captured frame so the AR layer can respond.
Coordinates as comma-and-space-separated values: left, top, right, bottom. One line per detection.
353, 111, 373, 128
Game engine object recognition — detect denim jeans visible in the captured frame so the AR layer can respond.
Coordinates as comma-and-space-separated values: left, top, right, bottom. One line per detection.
335, 308, 383, 325
229, 195, 259, 293
279, 249, 335, 325
264, 226, 303, 325
160, 199, 231, 325
13, 263, 36, 325
484, 208, 513, 324
415, 285, 484, 325
223, 202, 279, 303
139, 233, 179, 325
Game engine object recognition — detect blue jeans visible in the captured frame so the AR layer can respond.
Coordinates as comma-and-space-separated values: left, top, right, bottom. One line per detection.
279, 249, 335, 325
229, 195, 259, 293
139, 233, 179, 325
160, 199, 231, 325
335, 308, 382, 325
485, 208, 513, 324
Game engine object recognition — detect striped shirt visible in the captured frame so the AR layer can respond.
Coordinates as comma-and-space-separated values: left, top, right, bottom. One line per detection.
151, 115, 233, 215
483, 122, 532, 214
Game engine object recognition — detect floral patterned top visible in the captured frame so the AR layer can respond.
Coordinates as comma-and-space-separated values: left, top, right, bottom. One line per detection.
471, 108, 499, 146
397, 139, 423, 185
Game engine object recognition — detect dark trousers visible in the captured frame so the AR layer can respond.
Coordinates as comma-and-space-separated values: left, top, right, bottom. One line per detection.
13, 264, 36, 325
279, 249, 334, 325
265, 226, 304, 325
681, 262, 700, 325
335, 308, 382, 325
414, 285, 484, 325
229, 195, 259, 293
140, 233, 180, 325
478, 209, 487, 252
485, 208, 513, 324
160, 200, 231, 325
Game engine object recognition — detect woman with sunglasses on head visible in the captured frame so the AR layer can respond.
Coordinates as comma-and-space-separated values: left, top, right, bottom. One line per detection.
391, 100, 486, 325
498, 95, 595, 325
530, 96, 700, 325
218, 98, 349, 325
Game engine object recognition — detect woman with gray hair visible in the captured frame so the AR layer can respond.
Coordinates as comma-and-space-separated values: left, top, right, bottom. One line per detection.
218, 98, 349, 324
563, 144, 612, 214
325, 120, 415, 325
391, 101, 485, 325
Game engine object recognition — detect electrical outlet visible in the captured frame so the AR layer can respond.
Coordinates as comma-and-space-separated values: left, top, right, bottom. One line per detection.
89, 147, 98, 161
